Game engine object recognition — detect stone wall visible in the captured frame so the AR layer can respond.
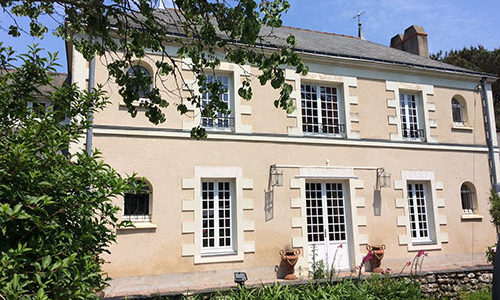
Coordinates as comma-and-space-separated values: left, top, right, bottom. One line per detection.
420, 266, 492, 298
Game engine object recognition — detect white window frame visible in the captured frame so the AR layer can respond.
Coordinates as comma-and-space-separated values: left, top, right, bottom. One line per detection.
201, 74, 234, 132
460, 183, 475, 214
400, 93, 425, 141
201, 179, 236, 256
452, 97, 465, 126
305, 181, 348, 245
407, 182, 432, 243
300, 83, 344, 137
127, 65, 153, 100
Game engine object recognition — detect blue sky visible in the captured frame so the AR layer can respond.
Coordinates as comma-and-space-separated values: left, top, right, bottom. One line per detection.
1, 0, 499, 73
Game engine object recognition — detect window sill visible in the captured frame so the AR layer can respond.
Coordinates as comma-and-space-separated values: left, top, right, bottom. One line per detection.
452, 125, 473, 131
303, 133, 345, 138
461, 214, 483, 220
201, 250, 237, 257
120, 222, 157, 230
411, 240, 436, 246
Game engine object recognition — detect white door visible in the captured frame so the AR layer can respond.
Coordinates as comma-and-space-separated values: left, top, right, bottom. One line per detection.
306, 182, 350, 272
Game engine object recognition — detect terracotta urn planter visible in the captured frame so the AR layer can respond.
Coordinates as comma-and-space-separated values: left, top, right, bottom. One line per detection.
366, 244, 386, 273
279, 248, 301, 280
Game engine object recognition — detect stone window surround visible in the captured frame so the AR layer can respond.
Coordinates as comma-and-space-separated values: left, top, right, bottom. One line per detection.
386, 81, 437, 143
395, 170, 448, 251
181, 166, 255, 264
182, 59, 252, 134
289, 167, 367, 272
285, 69, 359, 139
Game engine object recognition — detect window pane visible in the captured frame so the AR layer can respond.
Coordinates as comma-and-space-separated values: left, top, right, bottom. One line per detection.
201, 75, 232, 129
201, 181, 233, 250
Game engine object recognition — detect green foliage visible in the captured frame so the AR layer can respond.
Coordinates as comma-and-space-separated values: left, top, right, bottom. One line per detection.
431, 46, 500, 129
488, 189, 500, 227
0, 44, 133, 299
485, 245, 496, 264
166, 276, 421, 300
309, 244, 325, 280
2, 0, 308, 138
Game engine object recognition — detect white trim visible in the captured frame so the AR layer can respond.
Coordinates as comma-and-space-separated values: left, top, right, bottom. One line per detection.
182, 60, 252, 134
120, 222, 157, 230
285, 70, 358, 139
289, 168, 366, 272
396, 170, 447, 251
181, 166, 254, 264
93, 126, 491, 153
386, 81, 435, 143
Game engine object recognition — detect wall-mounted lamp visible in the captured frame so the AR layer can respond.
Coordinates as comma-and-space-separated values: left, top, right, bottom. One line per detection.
234, 271, 248, 285
376, 168, 392, 189
271, 166, 283, 187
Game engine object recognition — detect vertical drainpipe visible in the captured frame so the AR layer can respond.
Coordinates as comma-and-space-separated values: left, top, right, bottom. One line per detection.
484, 76, 500, 300
85, 58, 96, 155
479, 77, 498, 189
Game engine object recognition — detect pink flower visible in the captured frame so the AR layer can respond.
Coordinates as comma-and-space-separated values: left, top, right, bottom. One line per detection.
385, 268, 392, 273
407, 261, 412, 266
363, 251, 373, 264
417, 250, 425, 257
338, 244, 343, 249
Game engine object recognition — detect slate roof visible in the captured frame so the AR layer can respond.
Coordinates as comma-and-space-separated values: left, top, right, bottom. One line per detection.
149, 9, 495, 78
258, 25, 493, 78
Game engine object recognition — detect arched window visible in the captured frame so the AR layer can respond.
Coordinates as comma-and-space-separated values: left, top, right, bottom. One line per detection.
460, 182, 476, 214
127, 65, 152, 98
123, 178, 152, 222
451, 97, 465, 125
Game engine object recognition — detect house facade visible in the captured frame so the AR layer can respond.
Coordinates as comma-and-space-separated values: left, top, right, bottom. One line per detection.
67, 23, 498, 296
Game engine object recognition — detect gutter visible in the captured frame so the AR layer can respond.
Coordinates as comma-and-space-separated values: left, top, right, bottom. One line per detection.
85, 58, 95, 155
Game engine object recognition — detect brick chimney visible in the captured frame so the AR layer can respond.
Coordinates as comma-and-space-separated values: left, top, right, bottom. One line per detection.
390, 25, 429, 57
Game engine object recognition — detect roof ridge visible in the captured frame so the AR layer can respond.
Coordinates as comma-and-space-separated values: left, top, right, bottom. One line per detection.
281, 25, 359, 39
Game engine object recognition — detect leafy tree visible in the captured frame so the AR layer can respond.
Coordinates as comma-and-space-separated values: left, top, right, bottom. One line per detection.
0, 44, 136, 299
1, 0, 308, 138
431, 46, 500, 129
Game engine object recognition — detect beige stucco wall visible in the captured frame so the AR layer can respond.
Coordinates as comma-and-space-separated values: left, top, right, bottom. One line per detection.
69, 45, 498, 290
90, 53, 489, 147
97, 134, 496, 279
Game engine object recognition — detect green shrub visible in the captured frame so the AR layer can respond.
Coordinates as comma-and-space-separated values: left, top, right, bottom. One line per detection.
167, 275, 422, 300
0, 45, 133, 299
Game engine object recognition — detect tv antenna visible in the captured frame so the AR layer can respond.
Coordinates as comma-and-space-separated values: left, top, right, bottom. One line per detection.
353, 10, 366, 39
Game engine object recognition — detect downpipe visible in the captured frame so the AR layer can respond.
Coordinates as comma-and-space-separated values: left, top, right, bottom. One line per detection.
85, 58, 95, 155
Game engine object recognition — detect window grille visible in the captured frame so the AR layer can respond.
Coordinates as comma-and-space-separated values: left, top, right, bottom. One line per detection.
123, 186, 151, 222
460, 183, 474, 214
400, 93, 424, 141
127, 66, 152, 98
452, 98, 464, 124
202, 181, 234, 252
306, 182, 347, 243
301, 84, 344, 135
201, 75, 233, 130
407, 183, 430, 241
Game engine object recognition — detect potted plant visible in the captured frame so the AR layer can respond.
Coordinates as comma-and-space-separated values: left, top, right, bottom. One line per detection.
366, 244, 386, 273
279, 245, 301, 280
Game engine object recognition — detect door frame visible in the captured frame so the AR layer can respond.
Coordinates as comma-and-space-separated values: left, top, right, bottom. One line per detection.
304, 179, 354, 272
